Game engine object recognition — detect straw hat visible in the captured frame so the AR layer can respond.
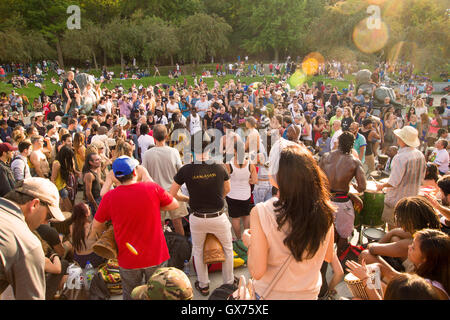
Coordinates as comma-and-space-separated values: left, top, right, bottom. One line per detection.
394, 126, 420, 148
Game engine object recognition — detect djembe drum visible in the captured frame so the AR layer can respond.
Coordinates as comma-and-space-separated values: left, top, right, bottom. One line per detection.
93, 226, 118, 260
377, 154, 388, 168
360, 181, 385, 227
203, 233, 225, 264
344, 273, 369, 300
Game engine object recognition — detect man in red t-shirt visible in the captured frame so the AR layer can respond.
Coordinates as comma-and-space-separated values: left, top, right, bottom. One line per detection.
93, 156, 179, 300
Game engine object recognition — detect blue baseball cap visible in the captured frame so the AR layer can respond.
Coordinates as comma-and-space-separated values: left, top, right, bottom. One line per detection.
112, 156, 138, 178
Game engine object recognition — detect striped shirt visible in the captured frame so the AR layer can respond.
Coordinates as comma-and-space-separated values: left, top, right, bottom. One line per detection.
385, 146, 426, 208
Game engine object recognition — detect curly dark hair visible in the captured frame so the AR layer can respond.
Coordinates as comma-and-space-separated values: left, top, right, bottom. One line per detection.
394, 196, 440, 235
338, 131, 355, 155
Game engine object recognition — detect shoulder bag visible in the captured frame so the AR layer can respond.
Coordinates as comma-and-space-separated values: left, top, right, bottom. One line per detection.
231, 255, 293, 300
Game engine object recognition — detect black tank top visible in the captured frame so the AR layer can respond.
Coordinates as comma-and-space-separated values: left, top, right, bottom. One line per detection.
359, 129, 373, 156
84, 170, 101, 200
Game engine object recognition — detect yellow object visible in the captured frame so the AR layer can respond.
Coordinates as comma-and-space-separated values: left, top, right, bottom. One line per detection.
126, 242, 138, 255
233, 251, 245, 268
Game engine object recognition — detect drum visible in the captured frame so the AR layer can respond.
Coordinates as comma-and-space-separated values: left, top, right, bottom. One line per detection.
344, 273, 369, 300
378, 154, 388, 168
203, 233, 225, 264
370, 171, 382, 180
363, 227, 386, 242
93, 226, 118, 260
360, 181, 385, 227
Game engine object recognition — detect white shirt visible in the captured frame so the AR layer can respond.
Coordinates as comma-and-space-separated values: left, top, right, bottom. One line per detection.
288, 103, 303, 115
138, 134, 155, 161
433, 149, 449, 174
195, 100, 211, 116
443, 108, 450, 127
415, 106, 428, 118
188, 114, 202, 135
166, 102, 179, 119
330, 129, 343, 151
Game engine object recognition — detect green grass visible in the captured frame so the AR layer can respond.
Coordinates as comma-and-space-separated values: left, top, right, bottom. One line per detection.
0, 68, 353, 103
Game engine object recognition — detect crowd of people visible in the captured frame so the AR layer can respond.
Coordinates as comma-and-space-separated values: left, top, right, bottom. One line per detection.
0, 59, 449, 301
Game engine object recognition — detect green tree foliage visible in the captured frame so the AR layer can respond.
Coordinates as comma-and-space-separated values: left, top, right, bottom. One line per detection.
178, 13, 232, 64
0, 0, 447, 75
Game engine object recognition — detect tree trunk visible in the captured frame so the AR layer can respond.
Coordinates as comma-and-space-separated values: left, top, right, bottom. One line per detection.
170, 55, 174, 66
56, 37, 64, 69
274, 48, 279, 64
120, 51, 124, 73
93, 52, 98, 70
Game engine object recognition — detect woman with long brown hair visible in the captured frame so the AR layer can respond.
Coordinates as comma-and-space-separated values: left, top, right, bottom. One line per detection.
69, 202, 106, 268
73, 132, 86, 173
242, 142, 335, 299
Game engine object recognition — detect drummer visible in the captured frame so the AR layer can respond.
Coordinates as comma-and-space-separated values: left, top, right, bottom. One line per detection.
320, 131, 366, 255
376, 126, 426, 230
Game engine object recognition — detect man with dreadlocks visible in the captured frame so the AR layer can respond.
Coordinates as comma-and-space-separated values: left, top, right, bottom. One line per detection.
319, 131, 367, 255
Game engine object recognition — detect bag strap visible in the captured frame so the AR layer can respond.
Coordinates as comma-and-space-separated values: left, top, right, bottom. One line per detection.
259, 254, 293, 300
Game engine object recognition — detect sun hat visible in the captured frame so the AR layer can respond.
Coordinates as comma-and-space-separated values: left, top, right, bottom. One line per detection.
393, 126, 420, 148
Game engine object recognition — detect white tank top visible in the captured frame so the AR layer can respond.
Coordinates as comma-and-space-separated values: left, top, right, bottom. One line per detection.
228, 159, 251, 200
189, 114, 201, 135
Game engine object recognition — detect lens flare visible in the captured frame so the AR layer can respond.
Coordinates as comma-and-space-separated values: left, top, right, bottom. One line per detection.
353, 18, 389, 54
288, 70, 306, 88
302, 52, 325, 76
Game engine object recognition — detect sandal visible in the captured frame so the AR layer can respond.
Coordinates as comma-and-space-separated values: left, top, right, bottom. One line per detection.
195, 281, 209, 296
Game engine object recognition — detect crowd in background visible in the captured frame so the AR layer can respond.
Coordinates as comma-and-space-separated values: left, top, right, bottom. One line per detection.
0, 59, 449, 301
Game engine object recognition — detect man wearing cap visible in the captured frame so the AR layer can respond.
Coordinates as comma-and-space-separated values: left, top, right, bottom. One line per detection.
376, 126, 426, 230
7, 112, 24, 129
0, 178, 65, 299
131, 267, 193, 300
93, 156, 179, 300
0, 143, 17, 197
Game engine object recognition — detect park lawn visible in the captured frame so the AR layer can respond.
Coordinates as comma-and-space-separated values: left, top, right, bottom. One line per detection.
0, 72, 353, 104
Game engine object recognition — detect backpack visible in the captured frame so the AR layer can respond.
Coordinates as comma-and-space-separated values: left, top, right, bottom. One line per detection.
89, 272, 111, 300
209, 283, 238, 300
164, 231, 192, 270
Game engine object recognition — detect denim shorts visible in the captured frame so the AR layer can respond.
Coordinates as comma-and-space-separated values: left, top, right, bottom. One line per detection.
59, 187, 69, 199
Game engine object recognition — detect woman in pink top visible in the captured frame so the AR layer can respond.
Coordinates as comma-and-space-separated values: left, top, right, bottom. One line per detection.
242, 143, 335, 299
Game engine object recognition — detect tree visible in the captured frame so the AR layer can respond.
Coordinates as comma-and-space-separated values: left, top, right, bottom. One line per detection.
237, 0, 319, 62
178, 13, 232, 64
139, 16, 180, 67
62, 20, 102, 69
1, 0, 82, 68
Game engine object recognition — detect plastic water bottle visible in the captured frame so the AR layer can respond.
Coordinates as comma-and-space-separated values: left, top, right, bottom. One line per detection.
183, 260, 190, 276
84, 261, 95, 289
